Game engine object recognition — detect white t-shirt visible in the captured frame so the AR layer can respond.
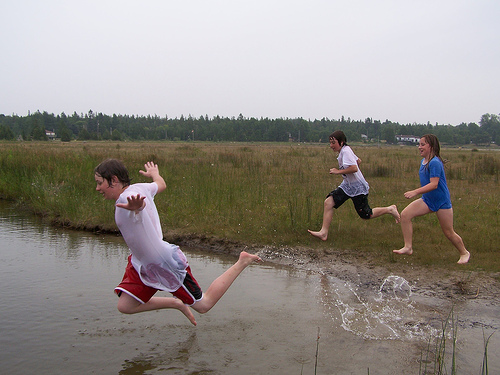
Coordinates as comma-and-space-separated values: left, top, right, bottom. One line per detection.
337, 145, 370, 197
115, 182, 187, 292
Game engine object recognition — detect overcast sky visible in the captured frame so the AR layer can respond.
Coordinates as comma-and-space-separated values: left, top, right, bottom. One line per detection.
1, 0, 498, 125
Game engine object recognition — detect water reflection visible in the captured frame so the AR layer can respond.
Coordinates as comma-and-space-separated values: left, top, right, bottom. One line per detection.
118, 331, 199, 374
1, 203, 127, 261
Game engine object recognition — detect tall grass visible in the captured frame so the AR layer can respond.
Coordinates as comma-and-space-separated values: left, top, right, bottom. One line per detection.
481, 331, 494, 375
0, 141, 498, 271
418, 308, 494, 375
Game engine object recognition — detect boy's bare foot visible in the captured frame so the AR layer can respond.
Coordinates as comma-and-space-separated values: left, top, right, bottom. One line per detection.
308, 229, 328, 241
239, 251, 262, 266
389, 205, 401, 223
393, 247, 413, 255
457, 250, 470, 265
174, 299, 197, 326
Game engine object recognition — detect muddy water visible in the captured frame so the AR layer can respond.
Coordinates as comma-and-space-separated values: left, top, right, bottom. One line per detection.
0, 201, 497, 375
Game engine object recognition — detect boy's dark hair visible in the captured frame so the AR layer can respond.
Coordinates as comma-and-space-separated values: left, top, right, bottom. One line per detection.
94, 159, 131, 187
329, 130, 347, 146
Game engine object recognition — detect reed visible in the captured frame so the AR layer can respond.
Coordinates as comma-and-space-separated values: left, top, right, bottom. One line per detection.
0, 141, 498, 272
481, 331, 494, 375
418, 308, 494, 375
418, 309, 457, 375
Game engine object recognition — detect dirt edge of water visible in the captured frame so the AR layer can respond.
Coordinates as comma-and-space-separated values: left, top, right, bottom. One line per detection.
165, 232, 500, 305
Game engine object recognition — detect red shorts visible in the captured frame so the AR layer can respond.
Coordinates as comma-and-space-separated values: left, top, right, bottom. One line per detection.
115, 255, 203, 305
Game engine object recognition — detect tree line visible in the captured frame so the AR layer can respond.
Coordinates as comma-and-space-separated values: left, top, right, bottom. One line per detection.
0, 110, 499, 145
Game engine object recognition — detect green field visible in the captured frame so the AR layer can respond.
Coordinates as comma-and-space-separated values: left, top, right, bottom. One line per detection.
0, 141, 498, 272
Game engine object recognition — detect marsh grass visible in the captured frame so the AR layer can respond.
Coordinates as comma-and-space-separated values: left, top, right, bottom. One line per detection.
0, 141, 498, 272
418, 308, 494, 375
481, 331, 494, 375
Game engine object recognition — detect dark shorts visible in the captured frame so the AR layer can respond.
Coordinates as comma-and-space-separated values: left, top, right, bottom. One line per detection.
327, 187, 373, 219
115, 255, 203, 305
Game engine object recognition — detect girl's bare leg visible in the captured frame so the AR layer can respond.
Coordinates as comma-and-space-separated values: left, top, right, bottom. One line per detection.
117, 293, 197, 325
436, 208, 470, 264
371, 205, 400, 223
308, 196, 335, 241
191, 251, 262, 314
393, 199, 431, 255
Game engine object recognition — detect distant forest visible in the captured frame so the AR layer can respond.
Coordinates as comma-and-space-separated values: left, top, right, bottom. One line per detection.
0, 110, 499, 145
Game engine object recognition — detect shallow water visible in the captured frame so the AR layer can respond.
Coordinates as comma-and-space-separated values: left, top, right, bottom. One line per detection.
0, 202, 497, 374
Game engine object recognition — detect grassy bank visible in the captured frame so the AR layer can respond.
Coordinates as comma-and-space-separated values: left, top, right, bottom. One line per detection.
0, 141, 498, 272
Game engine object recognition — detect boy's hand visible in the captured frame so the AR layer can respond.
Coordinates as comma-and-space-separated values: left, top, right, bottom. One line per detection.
139, 161, 160, 179
116, 193, 146, 212
139, 161, 167, 193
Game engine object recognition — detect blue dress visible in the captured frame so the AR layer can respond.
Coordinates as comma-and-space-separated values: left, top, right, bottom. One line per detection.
419, 157, 452, 212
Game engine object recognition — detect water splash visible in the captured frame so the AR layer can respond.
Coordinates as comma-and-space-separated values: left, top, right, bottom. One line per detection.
319, 274, 438, 341
377, 275, 412, 300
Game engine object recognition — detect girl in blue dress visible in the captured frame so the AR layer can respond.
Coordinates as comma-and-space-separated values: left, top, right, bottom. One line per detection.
393, 134, 470, 264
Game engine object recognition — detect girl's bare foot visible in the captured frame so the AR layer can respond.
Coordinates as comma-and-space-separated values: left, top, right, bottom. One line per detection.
308, 229, 328, 241
389, 205, 401, 223
393, 247, 413, 255
457, 250, 470, 265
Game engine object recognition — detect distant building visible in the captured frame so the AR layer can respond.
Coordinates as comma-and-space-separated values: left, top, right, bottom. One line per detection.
396, 135, 419, 144
45, 130, 56, 140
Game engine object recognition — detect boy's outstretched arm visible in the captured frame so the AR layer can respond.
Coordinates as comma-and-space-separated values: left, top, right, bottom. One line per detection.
116, 193, 146, 213
139, 161, 167, 193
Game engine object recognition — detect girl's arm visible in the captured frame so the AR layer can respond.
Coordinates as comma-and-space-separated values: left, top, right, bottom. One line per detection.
404, 177, 439, 199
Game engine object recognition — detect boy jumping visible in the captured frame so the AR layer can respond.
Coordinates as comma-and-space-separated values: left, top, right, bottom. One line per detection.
94, 159, 262, 325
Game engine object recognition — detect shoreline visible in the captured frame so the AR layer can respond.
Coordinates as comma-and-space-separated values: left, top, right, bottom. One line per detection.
166, 232, 500, 304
